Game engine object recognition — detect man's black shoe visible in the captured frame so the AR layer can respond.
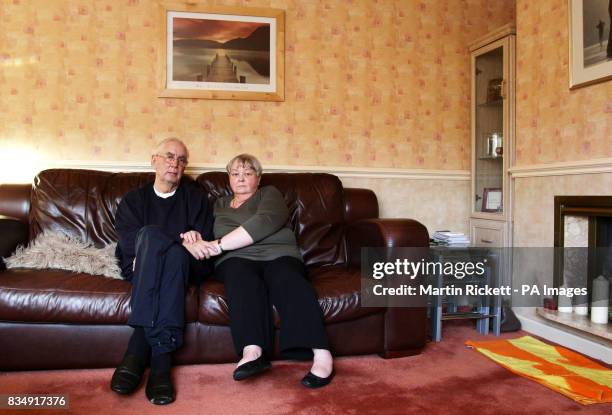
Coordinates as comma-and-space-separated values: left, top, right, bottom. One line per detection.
145, 371, 175, 405
110, 354, 145, 395
232, 355, 271, 381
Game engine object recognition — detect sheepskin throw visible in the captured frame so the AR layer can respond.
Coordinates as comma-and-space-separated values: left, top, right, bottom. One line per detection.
4, 232, 122, 279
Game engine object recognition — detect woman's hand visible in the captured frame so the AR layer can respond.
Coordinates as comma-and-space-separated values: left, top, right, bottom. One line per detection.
182, 240, 209, 260
180, 230, 202, 244
199, 240, 223, 257
182, 240, 222, 259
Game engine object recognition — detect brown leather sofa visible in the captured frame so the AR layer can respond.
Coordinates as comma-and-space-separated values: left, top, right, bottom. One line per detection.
0, 169, 429, 370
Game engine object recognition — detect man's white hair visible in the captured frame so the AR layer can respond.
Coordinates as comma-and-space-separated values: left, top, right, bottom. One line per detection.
151, 137, 189, 160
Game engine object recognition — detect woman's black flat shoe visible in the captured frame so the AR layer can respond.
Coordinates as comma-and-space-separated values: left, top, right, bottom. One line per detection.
233, 355, 271, 381
301, 370, 334, 388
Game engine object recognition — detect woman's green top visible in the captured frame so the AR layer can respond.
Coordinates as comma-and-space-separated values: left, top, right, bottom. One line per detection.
213, 185, 302, 265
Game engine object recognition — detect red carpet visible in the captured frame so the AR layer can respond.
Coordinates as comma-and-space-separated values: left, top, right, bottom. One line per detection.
1, 322, 610, 415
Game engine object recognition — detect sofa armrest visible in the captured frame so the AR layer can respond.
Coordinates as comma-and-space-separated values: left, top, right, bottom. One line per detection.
0, 184, 31, 223
345, 218, 429, 267
0, 216, 28, 259
346, 218, 430, 358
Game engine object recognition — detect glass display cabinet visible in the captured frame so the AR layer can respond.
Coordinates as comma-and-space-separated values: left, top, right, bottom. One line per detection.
469, 24, 515, 250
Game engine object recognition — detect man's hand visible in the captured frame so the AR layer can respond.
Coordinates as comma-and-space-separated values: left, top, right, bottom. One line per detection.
180, 230, 202, 244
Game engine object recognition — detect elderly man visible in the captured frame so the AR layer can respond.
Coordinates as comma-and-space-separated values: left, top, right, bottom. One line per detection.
110, 138, 214, 405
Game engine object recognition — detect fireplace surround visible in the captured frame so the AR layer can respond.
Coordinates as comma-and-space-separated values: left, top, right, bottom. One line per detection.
540, 196, 612, 340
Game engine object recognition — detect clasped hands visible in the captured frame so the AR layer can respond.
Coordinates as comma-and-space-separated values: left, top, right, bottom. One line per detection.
180, 230, 222, 260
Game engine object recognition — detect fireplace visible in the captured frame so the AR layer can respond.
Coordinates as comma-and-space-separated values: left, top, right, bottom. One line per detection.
539, 196, 612, 340
554, 196, 612, 296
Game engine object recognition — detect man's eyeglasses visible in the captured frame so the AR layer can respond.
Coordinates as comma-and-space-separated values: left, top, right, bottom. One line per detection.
156, 152, 188, 166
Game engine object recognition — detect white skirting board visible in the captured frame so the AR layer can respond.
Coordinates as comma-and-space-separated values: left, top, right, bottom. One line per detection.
514, 309, 611, 364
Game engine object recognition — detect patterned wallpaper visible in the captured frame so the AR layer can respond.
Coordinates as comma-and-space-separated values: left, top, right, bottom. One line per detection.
0, 0, 514, 172
515, 0, 612, 166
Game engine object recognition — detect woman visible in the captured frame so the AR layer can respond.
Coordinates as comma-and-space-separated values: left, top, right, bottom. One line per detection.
203, 154, 334, 388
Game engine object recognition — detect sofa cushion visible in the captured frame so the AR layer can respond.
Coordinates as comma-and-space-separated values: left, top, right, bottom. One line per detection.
28, 169, 154, 247
197, 172, 347, 267
0, 269, 199, 324
198, 266, 383, 326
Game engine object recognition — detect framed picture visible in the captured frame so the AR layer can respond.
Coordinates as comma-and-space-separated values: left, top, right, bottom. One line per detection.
568, 0, 612, 89
157, 1, 285, 101
482, 188, 503, 213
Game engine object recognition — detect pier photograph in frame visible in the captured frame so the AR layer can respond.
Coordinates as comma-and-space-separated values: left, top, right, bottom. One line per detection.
158, 3, 284, 101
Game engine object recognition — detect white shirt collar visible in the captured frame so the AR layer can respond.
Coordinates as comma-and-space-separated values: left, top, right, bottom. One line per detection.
153, 186, 177, 199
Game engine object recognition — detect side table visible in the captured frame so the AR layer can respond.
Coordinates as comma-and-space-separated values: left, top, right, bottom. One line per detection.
430, 247, 502, 342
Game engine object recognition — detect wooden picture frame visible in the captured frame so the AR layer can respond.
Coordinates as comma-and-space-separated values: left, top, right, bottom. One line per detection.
158, 1, 285, 101
482, 188, 503, 213
568, 0, 612, 89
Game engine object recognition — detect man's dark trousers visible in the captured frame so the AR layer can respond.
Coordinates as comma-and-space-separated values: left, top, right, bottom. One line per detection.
127, 225, 189, 356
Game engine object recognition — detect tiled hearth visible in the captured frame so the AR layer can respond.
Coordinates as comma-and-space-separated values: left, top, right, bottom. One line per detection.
536, 307, 611, 341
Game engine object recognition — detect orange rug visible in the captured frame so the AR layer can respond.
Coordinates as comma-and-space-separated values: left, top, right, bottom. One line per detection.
466, 335, 612, 405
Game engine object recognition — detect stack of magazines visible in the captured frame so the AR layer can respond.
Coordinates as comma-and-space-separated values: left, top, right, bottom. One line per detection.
432, 231, 470, 247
